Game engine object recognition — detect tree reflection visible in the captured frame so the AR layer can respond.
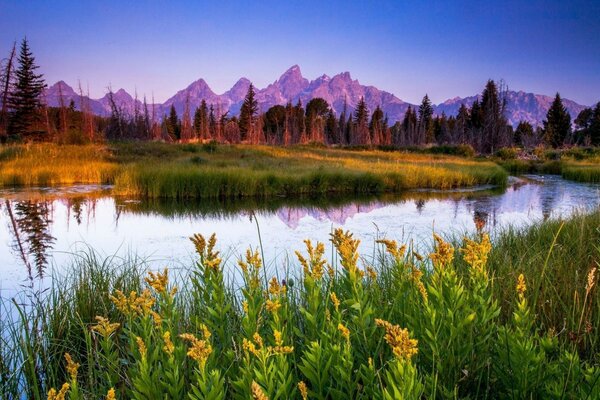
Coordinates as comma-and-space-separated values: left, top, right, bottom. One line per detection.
5, 199, 55, 279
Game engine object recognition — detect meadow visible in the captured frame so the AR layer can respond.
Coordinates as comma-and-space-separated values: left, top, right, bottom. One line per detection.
0, 143, 507, 199
1, 211, 598, 399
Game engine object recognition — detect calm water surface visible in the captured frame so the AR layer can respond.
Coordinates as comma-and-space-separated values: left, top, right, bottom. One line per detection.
1, 175, 599, 295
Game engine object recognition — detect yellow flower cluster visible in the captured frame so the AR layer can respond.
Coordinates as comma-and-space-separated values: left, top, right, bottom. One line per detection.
338, 323, 350, 342
239, 249, 262, 289
461, 234, 492, 276
296, 239, 327, 280
47, 383, 70, 400
106, 388, 116, 400
330, 292, 340, 311
145, 268, 169, 294
243, 331, 293, 357
268, 277, 286, 296
64, 353, 79, 381
430, 234, 454, 269
266, 299, 281, 313
330, 229, 360, 274
298, 381, 308, 400
136, 337, 147, 358
163, 331, 175, 355
516, 274, 527, 299
92, 316, 120, 338
586, 267, 597, 295
110, 289, 155, 316
375, 319, 418, 361
190, 233, 222, 271
411, 266, 428, 302
376, 239, 407, 264
180, 332, 213, 368
251, 381, 269, 400
366, 265, 377, 280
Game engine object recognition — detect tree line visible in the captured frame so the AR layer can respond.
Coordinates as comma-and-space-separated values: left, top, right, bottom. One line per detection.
2, 38, 599, 152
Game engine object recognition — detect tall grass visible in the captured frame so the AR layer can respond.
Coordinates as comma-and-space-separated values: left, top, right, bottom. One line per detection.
1, 215, 598, 399
0, 143, 507, 198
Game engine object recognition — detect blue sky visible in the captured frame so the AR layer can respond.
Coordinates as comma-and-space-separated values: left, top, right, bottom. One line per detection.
1, 0, 599, 105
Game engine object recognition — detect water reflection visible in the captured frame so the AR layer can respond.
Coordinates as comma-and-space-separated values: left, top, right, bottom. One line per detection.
0, 175, 599, 291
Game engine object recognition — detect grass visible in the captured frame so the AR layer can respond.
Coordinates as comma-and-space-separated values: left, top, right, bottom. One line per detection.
0, 143, 508, 199
1, 213, 599, 399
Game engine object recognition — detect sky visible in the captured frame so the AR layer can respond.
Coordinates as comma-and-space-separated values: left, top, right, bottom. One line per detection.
1, 0, 599, 105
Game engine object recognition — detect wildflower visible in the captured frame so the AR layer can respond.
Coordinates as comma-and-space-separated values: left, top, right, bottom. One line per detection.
163, 331, 174, 355
251, 381, 269, 400
242, 300, 249, 314
296, 240, 326, 280
266, 299, 281, 313
47, 383, 70, 400
338, 323, 350, 342
376, 239, 407, 264
274, 330, 283, 346
516, 274, 527, 299
145, 268, 169, 294
366, 265, 377, 280
298, 381, 308, 400
586, 267, 597, 295
91, 316, 120, 338
413, 251, 424, 262
327, 265, 335, 279
375, 319, 418, 361
430, 234, 454, 269
199, 323, 212, 340
330, 229, 360, 274
330, 292, 340, 311
190, 233, 207, 256
150, 311, 163, 327
136, 337, 147, 359
106, 388, 116, 400
272, 345, 294, 355
110, 289, 155, 317
180, 333, 212, 368
253, 332, 264, 349
64, 353, 79, 382
461, 234, 492, 275
243, 338, 259, 356
268, 277, 286, 296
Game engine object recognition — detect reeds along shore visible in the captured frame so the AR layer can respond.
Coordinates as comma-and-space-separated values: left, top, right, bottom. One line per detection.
0, 143, 507, 199
2, 212, 599, 399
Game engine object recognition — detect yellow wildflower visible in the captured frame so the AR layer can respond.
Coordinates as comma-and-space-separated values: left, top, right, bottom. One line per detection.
47, 383, 70, 400
274, 330, 283, 346
91, 316, 120, 338
586, 267, 597, 295
150, 311, 163, 327
298, 381, 308, 400
272, 345, 294, 355
516, 274, 527, 299
375, 319, 418, 361
430, 234, 454, 269
106, 388, 116, 400
243, 338, 259, 356
242, 300, 249, 313
64, 353, 79, 382
199, 323, 212, 340
253, 332, 264, 349
337, 323, 350, 342
145, 268, 169, 294
136, 337, 147, 358
461, 234, 492, 275
251, 381, 269, 400
180, 333, 212, 367
190, 233, 207, 256
330, 292, 340, 311
366, 265, 377, 280
266, 299, 281, 313
110, 289, 155, 316
296, 240, 326, 280
330, 229, 360, 274
163, 331, 174, 355
268, 277, 286, 296
376, 239, 407, 264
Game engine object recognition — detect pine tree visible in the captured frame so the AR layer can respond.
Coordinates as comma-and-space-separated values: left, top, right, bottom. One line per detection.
167, 104, 180, 140
8, 38, 46, 140
589, 103, 600, 146
239, 83, 258, 141
369, 105, 384, 145
353, 97, 370, 145
514, 121, 533, 147
543, 93, 571, 148
0, 42, 16, 141
418, 94, 433, 144
480, 79, 509, 153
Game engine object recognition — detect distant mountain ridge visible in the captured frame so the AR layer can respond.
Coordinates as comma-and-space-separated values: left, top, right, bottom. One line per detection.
44, 65, 592, 127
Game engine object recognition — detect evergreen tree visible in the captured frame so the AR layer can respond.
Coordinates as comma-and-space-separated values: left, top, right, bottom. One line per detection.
455, 104, 470, 144
514, 121, 534, 147
589, 103, 600, 146
543, 93, 571, 148
480, 79, 509, 153
208, 104, 217, 140
167, 105, 180, 140
353, 97, 370, 145
239, 83, 258, 141
8, 38, 46, 140
369, 105, 384, 145
418, 94, 433, 144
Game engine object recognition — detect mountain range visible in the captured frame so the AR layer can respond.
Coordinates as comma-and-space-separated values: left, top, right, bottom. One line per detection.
44, 65, 592, 127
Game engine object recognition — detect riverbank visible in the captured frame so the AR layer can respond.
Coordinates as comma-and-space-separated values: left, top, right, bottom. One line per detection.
1, 211, 598, 398
0, 143, 507, 199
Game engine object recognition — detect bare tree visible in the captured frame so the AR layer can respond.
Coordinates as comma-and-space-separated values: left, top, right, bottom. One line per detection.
0, 42, 16, 140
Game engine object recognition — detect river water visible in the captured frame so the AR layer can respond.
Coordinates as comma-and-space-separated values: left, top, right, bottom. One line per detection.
1, 175, 599, 295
